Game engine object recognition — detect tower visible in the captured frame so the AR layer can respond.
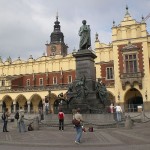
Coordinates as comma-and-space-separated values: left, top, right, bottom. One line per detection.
46, 14, 68, 57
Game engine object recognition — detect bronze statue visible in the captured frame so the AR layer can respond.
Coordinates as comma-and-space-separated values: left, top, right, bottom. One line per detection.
95, 79, 108, 104
75, 75, 88, 99
79, 20, 91, 50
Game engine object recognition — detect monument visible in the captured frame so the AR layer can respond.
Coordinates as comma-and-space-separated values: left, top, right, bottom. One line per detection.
56, 20, 110, 114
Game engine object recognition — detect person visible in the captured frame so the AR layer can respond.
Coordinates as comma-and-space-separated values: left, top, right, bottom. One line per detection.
2, 108, 10, 132
58, 109, 65, 131
45, 102, 49, 115
110, 103, 114, 113
18, 107, 26, 132
74, 108, 83, 144
79, 20, 91, 50
115, 103, 122, 122
15, 110, 19, 121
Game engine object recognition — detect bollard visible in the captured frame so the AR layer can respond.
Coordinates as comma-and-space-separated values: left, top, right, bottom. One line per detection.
33, 116, 39, 130
141, 111, 145, 122
125, 115, 133, 129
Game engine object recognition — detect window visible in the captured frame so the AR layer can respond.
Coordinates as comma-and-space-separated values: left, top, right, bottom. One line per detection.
26, 79, 30, 86
53, 77, 57, 84
1, 80, 5, 86
68, 75, 72, 83
106, 67, 114, 80
124, 54, 138, 73
39, 78, 43, 86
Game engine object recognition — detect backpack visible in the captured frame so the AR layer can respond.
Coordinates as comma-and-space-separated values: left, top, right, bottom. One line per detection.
1, 113, 6, 120
15, 112, 19, 120
58, 112, 64, 119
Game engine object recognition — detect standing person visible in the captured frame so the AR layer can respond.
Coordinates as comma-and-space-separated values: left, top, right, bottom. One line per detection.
74, 108, 83, 144
58, 109, 65, 131
2, 108, 10, 132
79, 20, 91, 50
18, 107, 26, 132
110, 103, 114, 114
115, 103, 122, 122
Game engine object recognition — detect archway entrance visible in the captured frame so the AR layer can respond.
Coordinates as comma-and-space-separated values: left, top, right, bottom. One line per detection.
124, 88, 143, 112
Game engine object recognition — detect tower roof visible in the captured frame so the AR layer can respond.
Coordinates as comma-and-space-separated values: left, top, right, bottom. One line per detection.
50, 13, 64, 43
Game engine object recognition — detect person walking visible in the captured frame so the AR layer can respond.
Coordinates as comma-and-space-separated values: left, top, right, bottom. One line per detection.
2, 108, 10, 132
58, 109, 65, 131
18, 107, 26, 132
74, 108, 83, 144
115, 103, 122, 122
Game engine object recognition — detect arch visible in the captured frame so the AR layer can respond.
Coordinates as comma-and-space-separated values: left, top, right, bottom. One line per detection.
45, 93, 57, 113
53, 99, 68, 114
124, 88, 143, 112
30, 94, 43, 113
2, 95, 13, 113
15, 94, 27, 112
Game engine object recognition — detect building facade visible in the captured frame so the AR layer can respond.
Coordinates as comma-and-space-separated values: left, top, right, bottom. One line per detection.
0, 7, 150, 113
95, 7, 150, 112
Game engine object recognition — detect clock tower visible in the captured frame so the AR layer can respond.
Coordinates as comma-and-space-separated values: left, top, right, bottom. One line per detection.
46, 14, 68, 57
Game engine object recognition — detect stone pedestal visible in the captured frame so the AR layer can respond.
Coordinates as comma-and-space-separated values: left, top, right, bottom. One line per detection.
125, 115, 133, 129
73, 49, 97, 91
33, 116, 39, 130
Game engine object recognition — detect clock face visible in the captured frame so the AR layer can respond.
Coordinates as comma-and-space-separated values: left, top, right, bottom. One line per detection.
51, 45, 56, 52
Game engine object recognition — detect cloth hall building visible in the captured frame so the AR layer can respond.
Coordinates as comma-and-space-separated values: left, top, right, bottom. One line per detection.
0, 7, 150, 113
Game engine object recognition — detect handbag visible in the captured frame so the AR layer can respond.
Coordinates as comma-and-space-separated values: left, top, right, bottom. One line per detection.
72, 118, 80, 126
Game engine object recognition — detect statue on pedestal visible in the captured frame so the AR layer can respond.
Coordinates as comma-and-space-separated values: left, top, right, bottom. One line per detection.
79, 20, 91, 50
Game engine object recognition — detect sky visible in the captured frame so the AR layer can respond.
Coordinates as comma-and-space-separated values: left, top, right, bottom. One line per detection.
0, 0, 150, 61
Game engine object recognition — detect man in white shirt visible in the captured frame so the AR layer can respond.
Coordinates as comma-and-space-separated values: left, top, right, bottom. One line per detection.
74, 108, 83, 144
115, 104, 122, 122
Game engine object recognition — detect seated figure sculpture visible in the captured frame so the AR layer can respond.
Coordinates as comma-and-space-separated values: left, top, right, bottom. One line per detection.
95, 79, 108, 104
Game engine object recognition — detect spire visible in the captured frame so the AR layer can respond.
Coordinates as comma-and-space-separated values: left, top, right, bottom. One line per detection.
95, 32, 99, 42
56, 11, 58, 21
123, 5, 133, 22
54, 12, 60, 31
113, 20, 115, 27
125, 5, 130, 16
50, 13, 64, 43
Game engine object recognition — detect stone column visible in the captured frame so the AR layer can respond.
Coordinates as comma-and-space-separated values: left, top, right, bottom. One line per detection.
13, 101, 16, 113
27, 101, 31, 113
